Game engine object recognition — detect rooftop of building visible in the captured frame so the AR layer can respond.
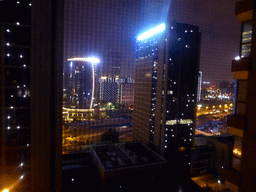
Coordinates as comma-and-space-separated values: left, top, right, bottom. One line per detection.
62, 143, 202, 192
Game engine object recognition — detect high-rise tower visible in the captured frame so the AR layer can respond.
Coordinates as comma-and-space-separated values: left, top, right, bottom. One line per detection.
0, 1, 63, 191
133, 21, 200, 161
64, 57, 99, 109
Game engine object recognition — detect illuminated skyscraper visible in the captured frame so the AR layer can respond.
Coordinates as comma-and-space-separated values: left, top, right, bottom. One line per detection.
64, 57, 99, 109
0, 1, 63, 191
133, 21, 200, 161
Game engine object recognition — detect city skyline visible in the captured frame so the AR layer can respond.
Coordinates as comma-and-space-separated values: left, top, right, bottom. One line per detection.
64, 0, 241, 85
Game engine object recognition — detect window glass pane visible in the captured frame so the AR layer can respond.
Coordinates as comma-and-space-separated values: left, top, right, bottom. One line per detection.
242, 22, 252, 44
232, 136, 242, 171
232, 157, 241, 171
241, 44, 251, 58
237, 81, 247, 102
233, 136, 242, 158
236, 103, 245, 115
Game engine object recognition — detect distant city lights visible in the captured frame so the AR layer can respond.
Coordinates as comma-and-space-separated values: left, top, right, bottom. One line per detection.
137, 23, 166, 41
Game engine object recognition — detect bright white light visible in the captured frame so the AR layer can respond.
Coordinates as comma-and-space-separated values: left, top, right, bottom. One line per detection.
68, 57, 100, 64
20, 175, 24, 179
71, 178, 74, 181
17, 1, 20, 4
86, 57, 100, 64
11, 95, 13, 97
16, 22, 20, 25
218, 180, 221, 184
6, 29, 10, 32
6, 53, 10, 57
29, 3, 32, 6
6, 42, 10, 46
17, 126, 20, 129
3, 189, 9, 192
7, 126, 10, 130
235, 56, 240, 60
20, 163, 24, 166
23, 64, 26, 67
20, 55, 23, 58
7, 116, 11, 119
27, 144, 29, 146
137, 23, 166, 41
10, 106, 13, 109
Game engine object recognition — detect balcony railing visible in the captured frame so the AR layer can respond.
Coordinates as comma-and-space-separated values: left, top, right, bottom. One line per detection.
227, 115, 246, 130
231, 58, 250, 72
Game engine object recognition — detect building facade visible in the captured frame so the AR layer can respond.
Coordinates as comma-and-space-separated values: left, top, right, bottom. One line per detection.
133, 21, 200, 160
99, 76, 134, 107
0, 1, 63, 191
0, 1, 31, 190
64, 57, 98, 109
225, 0, 256, 191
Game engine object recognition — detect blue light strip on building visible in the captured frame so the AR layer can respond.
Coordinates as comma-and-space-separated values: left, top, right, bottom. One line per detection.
137, 23, 166, 41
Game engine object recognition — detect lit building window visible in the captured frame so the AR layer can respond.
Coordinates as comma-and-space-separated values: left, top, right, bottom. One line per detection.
232, 136, 242, 171
241, 22, 252, 58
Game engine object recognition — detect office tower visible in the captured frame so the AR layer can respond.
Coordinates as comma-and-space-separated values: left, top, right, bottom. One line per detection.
0, 1, 31, 190
133, 21, 201, 159
0, 1, 63, 191
120, 78, 134, 107
225, 1, 256, 191
168, 0, 240, 85
99, 76, 134, 107
99, 76, 119, 105
64, 57, 99, 109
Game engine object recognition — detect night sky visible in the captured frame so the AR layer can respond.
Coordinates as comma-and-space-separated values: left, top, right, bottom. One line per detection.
64, 0, 241, 85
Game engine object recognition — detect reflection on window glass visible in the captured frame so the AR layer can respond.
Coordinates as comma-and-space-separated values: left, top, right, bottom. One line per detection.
237, 81, 247, 102
241, 44, 251, 58
241, 22, 252, 58
232, 136, 242, 171
232, 157, 241, 171
242, 22, 252, 44
236, 103, 245, 115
